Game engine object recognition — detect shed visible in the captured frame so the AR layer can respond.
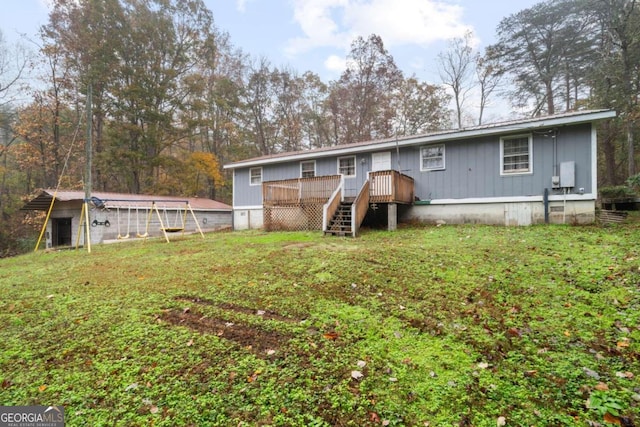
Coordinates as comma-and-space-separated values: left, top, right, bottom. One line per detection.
22, 190, 232, 248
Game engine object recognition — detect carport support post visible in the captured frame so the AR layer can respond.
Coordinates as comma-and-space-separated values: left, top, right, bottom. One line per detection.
388, 203, 397, 231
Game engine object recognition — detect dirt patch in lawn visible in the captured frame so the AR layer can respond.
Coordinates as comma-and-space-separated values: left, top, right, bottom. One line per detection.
174, 294, 298, 322
159, 308, 290, 356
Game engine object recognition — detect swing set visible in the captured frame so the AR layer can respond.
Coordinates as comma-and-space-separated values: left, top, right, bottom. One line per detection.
76, 198, 205, 245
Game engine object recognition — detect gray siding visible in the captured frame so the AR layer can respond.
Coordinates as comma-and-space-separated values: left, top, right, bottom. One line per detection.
405, 123, 592, 201
232, 123, 593, 206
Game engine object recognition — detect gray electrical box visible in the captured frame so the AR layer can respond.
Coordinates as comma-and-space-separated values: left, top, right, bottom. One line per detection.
560, 161, 575, 188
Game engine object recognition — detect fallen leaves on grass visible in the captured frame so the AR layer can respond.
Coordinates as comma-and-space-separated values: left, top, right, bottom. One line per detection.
616, 338, 630, 349
322, 331, 339, 340
247, 370, 261, 383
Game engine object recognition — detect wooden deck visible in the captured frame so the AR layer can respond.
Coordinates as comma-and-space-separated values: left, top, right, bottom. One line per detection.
263, 171, 414, 206
368, 170, 414, 204
263, 175, 342, 206
263, 171, 415, 234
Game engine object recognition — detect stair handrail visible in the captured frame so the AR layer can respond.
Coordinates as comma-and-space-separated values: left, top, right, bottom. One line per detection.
351, 178, 370, 237
323, 176, 344, 233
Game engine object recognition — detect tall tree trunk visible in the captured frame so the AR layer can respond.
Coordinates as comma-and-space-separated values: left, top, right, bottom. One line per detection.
546, 80, 555, 115
627, 122, 635, 176
601, 121, 618, 185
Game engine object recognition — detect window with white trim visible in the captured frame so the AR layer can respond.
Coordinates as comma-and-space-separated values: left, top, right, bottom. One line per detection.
249, 167, 262, 185
338, 156, 356, 177
301, 160, 316, 178
501, 135, 532, 175
420, 144, 445, 171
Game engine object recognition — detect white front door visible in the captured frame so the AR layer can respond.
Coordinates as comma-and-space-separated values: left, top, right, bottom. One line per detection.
371, 151, 391, 171
370, 152, 392, 198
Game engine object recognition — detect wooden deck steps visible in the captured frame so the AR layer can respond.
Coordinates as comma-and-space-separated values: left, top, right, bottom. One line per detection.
325, 202, 353, 236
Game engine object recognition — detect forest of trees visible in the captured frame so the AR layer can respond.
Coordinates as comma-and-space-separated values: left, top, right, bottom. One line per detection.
0, 0, 639, 255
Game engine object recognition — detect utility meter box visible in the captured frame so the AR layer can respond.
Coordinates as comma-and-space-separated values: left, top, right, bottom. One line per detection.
560, 161, 575, 188
551, 176, 560, 189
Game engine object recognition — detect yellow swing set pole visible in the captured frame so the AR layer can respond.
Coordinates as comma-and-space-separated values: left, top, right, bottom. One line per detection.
151, 202, 170, 243
75, 202, 85, 249
188, 202, 205, 238
181, 203, 188, 237
84, 200, 91, 252
143, 204, 154, 241
34, 191, 58, 252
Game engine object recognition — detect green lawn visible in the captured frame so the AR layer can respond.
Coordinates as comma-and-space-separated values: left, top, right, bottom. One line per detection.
1, 224, 639, 426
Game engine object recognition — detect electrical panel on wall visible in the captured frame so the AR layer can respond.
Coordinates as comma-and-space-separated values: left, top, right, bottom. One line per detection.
560, 161, 575, 188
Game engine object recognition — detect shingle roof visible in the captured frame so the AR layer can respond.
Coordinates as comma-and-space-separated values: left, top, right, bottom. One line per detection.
21, 189, 232, 211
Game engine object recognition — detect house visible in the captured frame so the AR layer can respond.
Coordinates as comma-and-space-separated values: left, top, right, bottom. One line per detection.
21, 190, 232, 248
223, 110, 616, 235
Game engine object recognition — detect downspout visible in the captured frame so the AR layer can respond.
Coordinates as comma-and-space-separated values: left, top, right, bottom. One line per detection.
544, 188, 549, 224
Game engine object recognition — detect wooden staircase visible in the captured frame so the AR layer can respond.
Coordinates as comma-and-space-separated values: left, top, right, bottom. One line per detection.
324, 201, 353, 236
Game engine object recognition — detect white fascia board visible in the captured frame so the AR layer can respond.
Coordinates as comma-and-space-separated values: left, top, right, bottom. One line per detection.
428, 194, 596, 205
231, 205, 263, 210
223, 110, 617, 170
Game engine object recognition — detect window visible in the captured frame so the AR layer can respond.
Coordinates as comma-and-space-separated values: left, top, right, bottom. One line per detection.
501, 135, 532, 175
249, 167, 262, 185
421, 144, 445, 171
338, 156, 356, 177
301, 160, 316, 178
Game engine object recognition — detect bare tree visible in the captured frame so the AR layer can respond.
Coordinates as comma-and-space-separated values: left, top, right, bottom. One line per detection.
438, 31, 475, 128
0, 30, 27, 106
475, 50, 504, 125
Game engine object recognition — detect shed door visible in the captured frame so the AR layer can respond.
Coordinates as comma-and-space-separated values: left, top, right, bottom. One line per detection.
53, 217, 72, 246
371, 152, 391, 171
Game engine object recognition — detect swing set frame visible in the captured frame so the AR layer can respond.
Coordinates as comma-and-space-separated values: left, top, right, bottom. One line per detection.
74, 198, 205, 247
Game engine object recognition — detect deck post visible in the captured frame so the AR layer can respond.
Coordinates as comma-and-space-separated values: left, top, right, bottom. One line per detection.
387, 203, 397, 231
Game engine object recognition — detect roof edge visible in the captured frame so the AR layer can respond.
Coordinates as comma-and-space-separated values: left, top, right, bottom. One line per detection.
223, 109, 616, 170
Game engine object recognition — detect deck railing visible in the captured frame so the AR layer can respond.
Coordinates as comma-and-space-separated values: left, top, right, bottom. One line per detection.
352, 179, 370, 237
263, 175, 342, 206
369, 170, 414, 204
322, 177, 344, 232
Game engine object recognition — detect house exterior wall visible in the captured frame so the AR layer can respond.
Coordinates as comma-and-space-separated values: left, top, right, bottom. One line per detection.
400, 123, 592, 201
230, 122, 597, 229
403, 200, 595, 226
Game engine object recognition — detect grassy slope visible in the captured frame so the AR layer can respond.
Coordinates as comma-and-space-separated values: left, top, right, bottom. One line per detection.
0, 224, 639, 426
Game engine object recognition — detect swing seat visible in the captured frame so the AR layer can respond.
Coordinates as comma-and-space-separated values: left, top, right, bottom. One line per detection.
162, 227, 184, 233
117, 233, 130, 240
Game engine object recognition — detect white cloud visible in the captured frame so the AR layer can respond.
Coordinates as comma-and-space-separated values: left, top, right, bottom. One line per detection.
324, 54, 346, 73
286, 0, 351, 55
286, 0, 473, 56
236, 0, 248, 13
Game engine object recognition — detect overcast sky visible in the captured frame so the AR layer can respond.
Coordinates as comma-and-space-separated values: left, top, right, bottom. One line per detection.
2, 0, 539, 80
1, 0, 541, 119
